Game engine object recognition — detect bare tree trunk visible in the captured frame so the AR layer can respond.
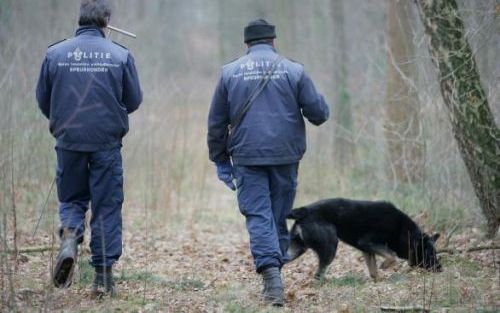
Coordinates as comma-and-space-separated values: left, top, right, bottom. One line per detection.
49, 0, 58, 29
415, 0, 500, 238
217, 0, 227, 63
1, 212, 16, 310
290, 0, 304, 58
10, 138, 17, 271
7, 63, 17, 270
0, 218, 5, 310
273, 0, 294, 52
385, 0, 423, 184
331, 0, 354, 171
136, 1, 145, 20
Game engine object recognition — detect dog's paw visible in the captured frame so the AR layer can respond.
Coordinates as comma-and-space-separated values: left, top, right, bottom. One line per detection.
380, 258, 397, 269
313, 273, 327, 285
371, 275, 381, 282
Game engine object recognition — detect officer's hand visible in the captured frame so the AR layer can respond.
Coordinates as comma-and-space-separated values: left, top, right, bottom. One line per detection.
215, 160, 236, 191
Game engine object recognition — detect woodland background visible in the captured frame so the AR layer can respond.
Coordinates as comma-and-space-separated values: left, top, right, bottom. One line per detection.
0, 0, 498, 312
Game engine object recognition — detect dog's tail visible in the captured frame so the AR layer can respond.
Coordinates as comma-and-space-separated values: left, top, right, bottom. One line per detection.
287, 207, 308, 220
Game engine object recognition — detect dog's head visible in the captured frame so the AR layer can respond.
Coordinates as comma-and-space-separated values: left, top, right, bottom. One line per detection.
409, 233, 442, 272
286, 207, 310, 261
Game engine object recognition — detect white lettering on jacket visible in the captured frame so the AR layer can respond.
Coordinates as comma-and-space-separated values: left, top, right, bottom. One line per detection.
67, 47, 112, 62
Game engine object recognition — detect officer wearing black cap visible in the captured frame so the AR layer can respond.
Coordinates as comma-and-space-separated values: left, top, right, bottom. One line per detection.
36, 0, 142, 297
208, 19, 329, 306
244, 19, 277, 43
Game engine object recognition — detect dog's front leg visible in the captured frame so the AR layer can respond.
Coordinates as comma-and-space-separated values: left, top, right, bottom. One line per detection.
314, 254, 334, 281
371, 246, 397, 269
313, 240, 338, 281
380, 255, 397, 269
362, 252, 379, 280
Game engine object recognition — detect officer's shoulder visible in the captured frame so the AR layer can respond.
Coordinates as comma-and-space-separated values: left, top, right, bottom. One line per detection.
222, 57, 240, 68
284, 57, 304, 67
111, 40, 129, 51
221, 57, 244, 74
47, 38, 67, 49
282, 57, 305, 76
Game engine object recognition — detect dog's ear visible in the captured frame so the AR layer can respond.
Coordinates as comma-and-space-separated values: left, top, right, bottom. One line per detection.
287, 207, 308, 220
431, 233, 440, 242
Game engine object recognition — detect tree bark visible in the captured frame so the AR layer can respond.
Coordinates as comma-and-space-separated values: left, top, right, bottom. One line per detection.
415, 0, 500, 238
385, 0, 423, 184
331, 0, 354, 171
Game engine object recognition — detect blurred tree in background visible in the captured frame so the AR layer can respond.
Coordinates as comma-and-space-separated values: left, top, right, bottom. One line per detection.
331, 0, 354, 172
385, 0, 423, 184
0, 0, 498, 250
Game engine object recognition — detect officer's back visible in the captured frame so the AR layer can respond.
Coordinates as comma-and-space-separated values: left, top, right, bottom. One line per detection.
220, 45, 328, 165
208, 24, 329, 166
36, 23, 142, 151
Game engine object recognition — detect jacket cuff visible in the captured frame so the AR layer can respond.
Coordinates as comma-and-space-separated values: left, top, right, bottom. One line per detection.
215, 159, 232, 167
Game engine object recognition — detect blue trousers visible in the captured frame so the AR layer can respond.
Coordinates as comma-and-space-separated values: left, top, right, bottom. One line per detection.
233, 163, 298, 273
56, 147, 123, 268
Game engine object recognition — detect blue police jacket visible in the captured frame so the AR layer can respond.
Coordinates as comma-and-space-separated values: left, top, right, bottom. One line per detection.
208, 44, 330, 165
36, 26, 143, 151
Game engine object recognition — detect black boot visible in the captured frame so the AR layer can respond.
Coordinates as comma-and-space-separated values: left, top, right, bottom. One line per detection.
91, 266, 116, 298
261, 267, 284, 307
53, 228, 78, 288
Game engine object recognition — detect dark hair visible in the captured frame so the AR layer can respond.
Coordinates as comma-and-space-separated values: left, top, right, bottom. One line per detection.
78, 0, 112, 28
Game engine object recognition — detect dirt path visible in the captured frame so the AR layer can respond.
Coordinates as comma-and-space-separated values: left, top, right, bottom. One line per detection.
5, 204, 500, 312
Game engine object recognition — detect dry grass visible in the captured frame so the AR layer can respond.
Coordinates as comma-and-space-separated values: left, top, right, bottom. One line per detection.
2, 186, 499, 312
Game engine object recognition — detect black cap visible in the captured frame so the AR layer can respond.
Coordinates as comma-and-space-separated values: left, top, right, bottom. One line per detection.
244, 19, 276, 44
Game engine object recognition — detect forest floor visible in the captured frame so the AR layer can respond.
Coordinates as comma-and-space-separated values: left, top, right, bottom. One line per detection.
3, 196, 500, 313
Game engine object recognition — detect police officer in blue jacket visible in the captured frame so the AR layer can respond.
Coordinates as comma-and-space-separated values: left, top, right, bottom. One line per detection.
207, 19, 329, 306
36, 0, 142, 296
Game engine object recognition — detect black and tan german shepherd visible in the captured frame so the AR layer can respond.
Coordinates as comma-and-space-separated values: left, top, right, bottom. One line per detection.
287, 198, 442, 280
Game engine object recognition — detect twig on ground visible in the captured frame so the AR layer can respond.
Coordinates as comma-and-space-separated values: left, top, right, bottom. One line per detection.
1, 245, 56, 254
380, 305, 429, 312
437, 245, 500, 254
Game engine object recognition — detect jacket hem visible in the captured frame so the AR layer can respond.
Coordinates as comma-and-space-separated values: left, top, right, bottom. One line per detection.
231, 155, 302, 166
55, 139, 122, 152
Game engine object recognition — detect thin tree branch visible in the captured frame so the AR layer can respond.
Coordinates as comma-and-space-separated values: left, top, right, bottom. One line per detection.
1, 245, 56, 254
437, 245, 500, 255
380, 305, 429, 313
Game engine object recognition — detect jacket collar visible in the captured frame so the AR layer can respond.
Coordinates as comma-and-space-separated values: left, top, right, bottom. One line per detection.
247, 43, 276, 54
75, 26, 105, 38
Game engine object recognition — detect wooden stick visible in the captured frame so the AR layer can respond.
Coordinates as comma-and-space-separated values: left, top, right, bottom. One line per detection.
437, 245, 500, 255
380, 306, 429, 313
107, 25, 137, 38
1, 245, 55, 254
